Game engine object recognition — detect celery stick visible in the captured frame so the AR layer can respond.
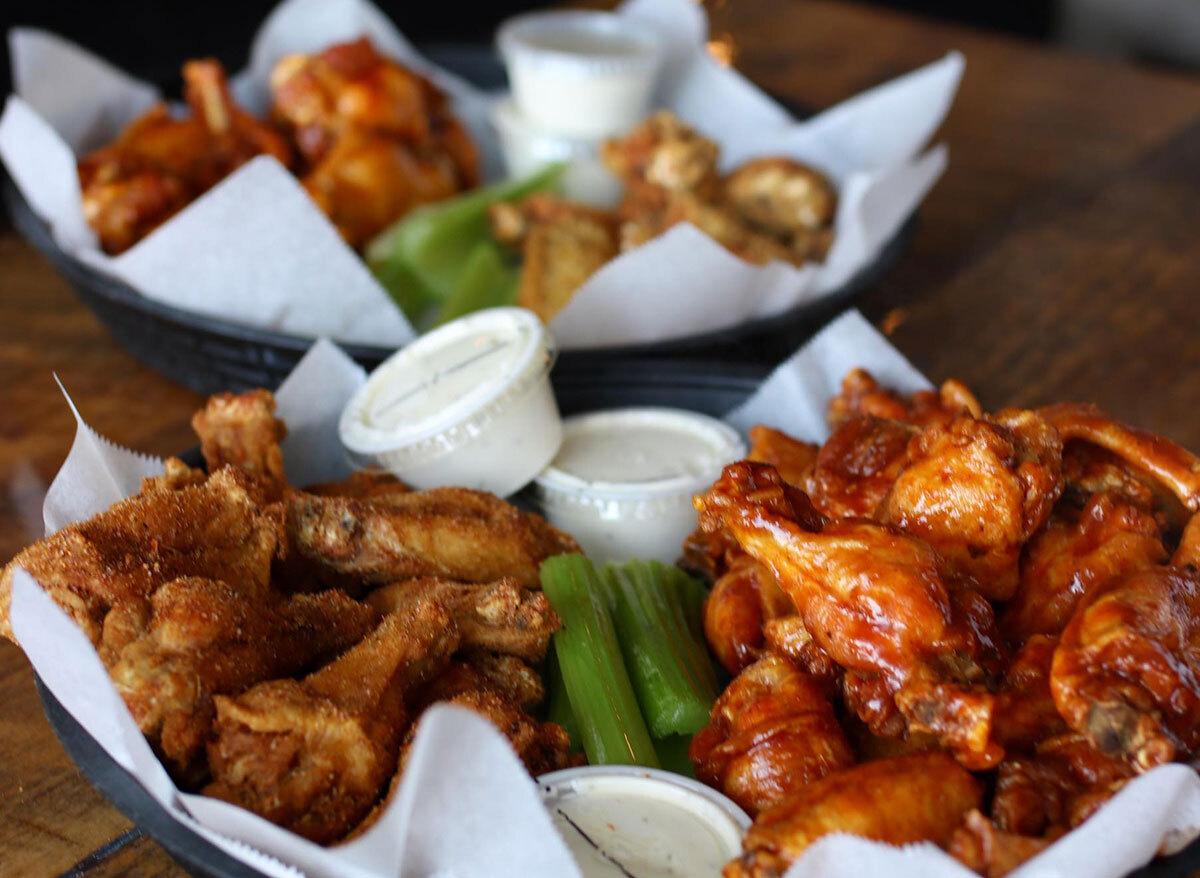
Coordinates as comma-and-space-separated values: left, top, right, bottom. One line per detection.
634, 561, 720, 702
541, 554, 659, 767
542, 644, 582, 754
663, 566, 722, 696
366, 163, 564, 301
604, 562, 715, 738
372, 256, 439, 325
432, 240, 519, 327
654, 734, 697, 779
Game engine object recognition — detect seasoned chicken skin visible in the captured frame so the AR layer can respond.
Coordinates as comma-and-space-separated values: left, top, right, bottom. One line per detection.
191, 389, 288, 493
205, 600, 458, 843
110, 577, 374, 781
286, 487, 578, 589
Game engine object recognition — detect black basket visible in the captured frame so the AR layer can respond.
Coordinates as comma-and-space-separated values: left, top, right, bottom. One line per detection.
1, 44, 914, 394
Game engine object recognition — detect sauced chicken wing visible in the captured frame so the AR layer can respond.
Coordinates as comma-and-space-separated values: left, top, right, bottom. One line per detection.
1002, 494, 1165, 643
270, 37, 478, 247
949, 810, 1055, 878
0, 466, 279, 646
78, 60, 292, 254
805, 415, 915, 518
110, 577, 374, 782
689, 654, 853, 816
727, 752, 981, 878
205, 601, 457, 843
992, 635, 1067, 751
704, 556, 794, 676
286, 487, 578, 589
827, 368, 981, 430
191, 389, 288, 492
878, 410, 1064, 601
1051, 566, 1200, 769
746, 426, 819, 488
696, 462, 1006, 768
367, 576, 560, 663
420, 652, 546, 710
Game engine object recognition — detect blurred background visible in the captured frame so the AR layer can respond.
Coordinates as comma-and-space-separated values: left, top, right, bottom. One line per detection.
1, 0, 1199, 96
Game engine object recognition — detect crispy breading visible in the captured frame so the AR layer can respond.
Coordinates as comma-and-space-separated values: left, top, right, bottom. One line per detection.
286, 487, 579, 589
0, 466, 281, 645
367, 576, 560, 662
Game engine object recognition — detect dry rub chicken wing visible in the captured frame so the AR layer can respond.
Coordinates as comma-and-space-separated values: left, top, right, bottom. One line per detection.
285, 487, 578, 589
696, 462, 1006, 768
727, 752, 981, 878
205, 600, 458, 843
367, 576, 560, 662
0, 466, 279, 646
689, 654, 853, 816
110, 577, 374, 781
191, 389, 288, 492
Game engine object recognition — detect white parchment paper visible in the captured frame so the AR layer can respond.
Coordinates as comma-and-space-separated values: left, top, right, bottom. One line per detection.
14, 312, 1197, 876
0, 0, 959, 351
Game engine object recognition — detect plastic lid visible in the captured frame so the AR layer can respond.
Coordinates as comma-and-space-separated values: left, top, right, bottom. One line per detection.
339, 308, 556, 464
497, 10, 663, 76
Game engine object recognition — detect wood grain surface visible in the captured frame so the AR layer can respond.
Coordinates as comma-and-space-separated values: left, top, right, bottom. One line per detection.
3, 1, 1200, 874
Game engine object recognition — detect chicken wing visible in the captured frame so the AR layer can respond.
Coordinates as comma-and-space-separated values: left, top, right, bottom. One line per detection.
1, 466, 280, 646
727, 752, 981, 878
722, 157, 836, 262
191, 389, 287, 492
1001, 494, 1165, 642
746, 426, 819, 488
366, 576, 560, 662
110, 577, 375, 782
805, 415, 916, 518
991, 635, 1067, 751
696, 462, 1006, 768
704, 556, 794, 676
304, 469, 410, 503
827, 368, 981, 430
204, 600, 458, 843
689, 654, 853, 816
79, 59, 291, 253
285, 487, 578, 589
1050, 566, 1200, 769
949, 810, 1055, 878
139, 456, 208, 494
878, 410, 1063, 600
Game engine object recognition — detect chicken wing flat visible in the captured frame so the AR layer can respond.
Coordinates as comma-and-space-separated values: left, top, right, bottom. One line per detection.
286, 487, 579, 589
727, 752, 981, 878
1001, 494, 1165, 643
746, 426, 818, 489
878, 410, 1064, 601
205, 600, 458, 843
703, 555, 795, 676
367, 576, 560, 662
1051, 566, 1200, 769
191, 389, 287, 492
722, 157, 836, 262
0, 466, 279, 646
110, 577, 375, 781
696, 462, 1006, 768
689, 654, 853, 816
827, 368, 981, 430
140, 456, 207, 493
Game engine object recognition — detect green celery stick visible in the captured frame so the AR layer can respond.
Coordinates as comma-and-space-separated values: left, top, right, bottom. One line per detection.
633, 561, 720, 702
542, 644, 582, 754
603, 562, 715, 738
372, 256, 439, 325
433, 240, 519, 326
662, 565, 722, 696
654, 734, 697, 779
541, 554, 659, 767
366, 163, 564, 301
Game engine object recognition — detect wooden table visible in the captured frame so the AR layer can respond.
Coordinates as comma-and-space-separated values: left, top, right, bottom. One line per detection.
3, 1, 1200, 873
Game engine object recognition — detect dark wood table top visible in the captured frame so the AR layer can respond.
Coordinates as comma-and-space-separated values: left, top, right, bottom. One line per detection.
3, 0, 1200, 873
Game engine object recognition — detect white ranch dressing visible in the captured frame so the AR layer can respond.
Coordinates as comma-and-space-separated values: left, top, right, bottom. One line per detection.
338, 308, 562, 496
540, 768, 748, 878
528, 409, 745, 563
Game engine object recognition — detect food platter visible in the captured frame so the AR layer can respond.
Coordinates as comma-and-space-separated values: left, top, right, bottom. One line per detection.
0, 43, 915, 395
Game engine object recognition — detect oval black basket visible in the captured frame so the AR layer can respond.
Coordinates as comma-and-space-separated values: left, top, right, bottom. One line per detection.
1, 44, 914, 394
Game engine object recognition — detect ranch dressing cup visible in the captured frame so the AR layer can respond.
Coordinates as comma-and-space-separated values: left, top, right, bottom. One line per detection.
540, 766, 749, 878
528, 408, 746, 563
338, 308, 561, 497
497, 11, 664, 139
